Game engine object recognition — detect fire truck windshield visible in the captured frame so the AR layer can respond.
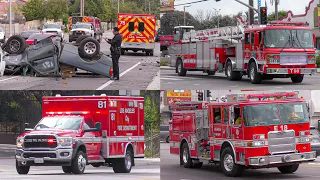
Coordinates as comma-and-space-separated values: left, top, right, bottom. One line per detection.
243, 102, 309, 127
35, 116, 82, 130
264, 29, 314, 49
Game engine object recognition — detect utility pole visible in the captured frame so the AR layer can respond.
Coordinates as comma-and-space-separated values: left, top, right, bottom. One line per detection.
233, 0, 259, 24
118, 0, 120, 14
149, 0, 151, 13
249, 0, 254, 25
184, 5, 191, 26
80, 0, 84, 16
275, 0, 279, 20
9, 0, 12, 37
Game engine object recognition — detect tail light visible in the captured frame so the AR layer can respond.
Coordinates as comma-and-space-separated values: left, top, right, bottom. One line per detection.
149, 36, 153, 42
109, 68, 113, 76
299, 131, 310, 136
253, 134, 265, 140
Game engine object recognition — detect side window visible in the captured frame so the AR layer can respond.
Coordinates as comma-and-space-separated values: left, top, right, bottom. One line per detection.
245, 33, 250, 44
84, 123, 90, 130
128, 22, 134, 32
224, 107, 229, 125
259, 31, 262, 44
85, 119, 94, 128
213, 107, 222, 124
138, 22, 144, 32
234, 107, 241, 125
251, 32, 254, 44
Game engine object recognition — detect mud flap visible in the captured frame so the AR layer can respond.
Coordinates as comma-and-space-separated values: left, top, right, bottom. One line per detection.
59, 44, 113, 77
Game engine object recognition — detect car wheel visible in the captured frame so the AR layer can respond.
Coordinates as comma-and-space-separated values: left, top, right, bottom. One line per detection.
16, 160, 30, 174
249, 62, 262, 84
291, 75, 304, 83
112, 149, 133, 173
62, 166, 72, 173
6, 35, 26, 54
177, 59, 187, 76
78, 37, 100, 59
166, 136, 170, 143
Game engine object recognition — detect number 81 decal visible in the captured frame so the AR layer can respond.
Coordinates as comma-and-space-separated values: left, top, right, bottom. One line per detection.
274, 125, 288, 131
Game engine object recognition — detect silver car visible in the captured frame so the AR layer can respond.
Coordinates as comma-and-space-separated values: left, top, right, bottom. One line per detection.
311, 126, 320, 157
160, 125, 170, 143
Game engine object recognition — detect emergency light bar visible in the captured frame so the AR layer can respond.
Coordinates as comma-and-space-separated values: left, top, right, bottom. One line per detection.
267, 21, 307, 27
227, 92, 299, 102
46, 111, 90, 115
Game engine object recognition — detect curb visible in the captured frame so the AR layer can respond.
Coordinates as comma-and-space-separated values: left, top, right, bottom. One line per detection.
146, 70, 160, 90
160, 66, 175, 70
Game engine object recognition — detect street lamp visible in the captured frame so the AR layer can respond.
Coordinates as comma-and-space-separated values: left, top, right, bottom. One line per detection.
213, 8, 221, 29
184, 5, 191, 26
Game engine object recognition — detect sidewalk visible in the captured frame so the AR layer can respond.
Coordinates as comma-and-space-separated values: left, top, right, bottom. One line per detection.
147, 70, 160, 90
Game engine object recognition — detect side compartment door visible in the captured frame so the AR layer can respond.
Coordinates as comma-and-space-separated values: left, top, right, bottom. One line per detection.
243, 33, 251, 61
136, 101, 144, 156
211, 106, 223, 160
108, 109, 118, 157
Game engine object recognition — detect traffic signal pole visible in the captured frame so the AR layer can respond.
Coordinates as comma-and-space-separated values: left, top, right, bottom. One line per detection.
233, 0, 260, 25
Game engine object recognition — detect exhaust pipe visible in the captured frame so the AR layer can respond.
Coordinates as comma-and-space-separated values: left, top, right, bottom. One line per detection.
21, 161, 27, 165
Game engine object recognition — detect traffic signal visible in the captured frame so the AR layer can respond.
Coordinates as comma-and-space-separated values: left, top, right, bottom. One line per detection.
198, 92, 204, 101
207, 90, 211, 97
260, 7, 268, 25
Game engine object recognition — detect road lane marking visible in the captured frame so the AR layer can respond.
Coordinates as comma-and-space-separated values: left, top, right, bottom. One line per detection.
96, 62, 141, 90
160, 78, 181, 81
0, 76, 19, 82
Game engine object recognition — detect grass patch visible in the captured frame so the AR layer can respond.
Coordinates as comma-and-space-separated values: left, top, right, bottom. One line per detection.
160, 61, 168, 66
317, 55, 320, 68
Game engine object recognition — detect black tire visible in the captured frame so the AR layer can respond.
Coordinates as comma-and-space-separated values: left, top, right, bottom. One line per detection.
62, 166, 72, 173
145, 51, 149, 56
277, 164, 299, 174
6, 35, 26, 54
193, 162, 203, 168
76, 35, 89, 44
69, 39, 73, 42
91, 163, 101, 168
220, 147, 244, 177
181, 143, 193, 168
113, 149, 133, 173
16, 160, 30, 174
207, 71, 216, 76
166, 136, 170, 143
78, 37, 100, 59
1, 43, 6, 51
121, 49, 125, 55
226, 61, 241, 81
71, 150, 86, 174
291, 75, 304, 83
177, 59, 187, 76
248, 62, 262, 84
149, 50, 154, 56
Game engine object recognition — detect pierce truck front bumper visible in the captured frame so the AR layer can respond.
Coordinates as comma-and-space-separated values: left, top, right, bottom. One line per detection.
265, 68, 317, 75
15, 148, 73, 166
248, 151, 316, 166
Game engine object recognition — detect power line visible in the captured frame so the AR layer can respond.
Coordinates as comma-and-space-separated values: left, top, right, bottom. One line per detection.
174, 0, 210, 7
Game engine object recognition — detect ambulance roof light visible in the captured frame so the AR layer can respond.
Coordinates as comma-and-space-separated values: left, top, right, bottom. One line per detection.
101, 94, 107, 96
55, 94, 61, 97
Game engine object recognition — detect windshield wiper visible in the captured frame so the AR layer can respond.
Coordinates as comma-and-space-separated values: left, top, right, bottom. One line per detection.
280, 30, 292, 53
293, 30, 307, 53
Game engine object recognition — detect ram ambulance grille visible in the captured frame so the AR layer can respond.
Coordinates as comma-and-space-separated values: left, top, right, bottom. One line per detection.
268, 130, 296, 154
24, 135, 57, 148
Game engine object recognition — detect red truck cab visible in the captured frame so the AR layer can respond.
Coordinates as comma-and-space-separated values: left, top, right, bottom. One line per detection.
15, 94, 144, 175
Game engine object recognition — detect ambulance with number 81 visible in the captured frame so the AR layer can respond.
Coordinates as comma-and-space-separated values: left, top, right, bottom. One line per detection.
169, 92, 316, 177
15, 94, 144, 175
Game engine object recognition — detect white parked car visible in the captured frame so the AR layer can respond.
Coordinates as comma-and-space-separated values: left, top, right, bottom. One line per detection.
41, 23, 64, 39
0, 27, 5, 43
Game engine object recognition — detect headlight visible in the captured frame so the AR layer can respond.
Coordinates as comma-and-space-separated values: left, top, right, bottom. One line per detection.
16, 137, 24, 148
57, 137, 73, 146
298, 136, 311, 143
85, 31, 91, 35
307, 55, 316, 64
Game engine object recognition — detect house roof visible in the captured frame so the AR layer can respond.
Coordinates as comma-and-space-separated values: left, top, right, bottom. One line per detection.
0, 0, 27, 16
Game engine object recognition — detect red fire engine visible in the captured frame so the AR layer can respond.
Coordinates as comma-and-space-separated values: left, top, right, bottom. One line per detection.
169, 92, 316, 177
15, 94, 144, 175
167, 21, 317, 84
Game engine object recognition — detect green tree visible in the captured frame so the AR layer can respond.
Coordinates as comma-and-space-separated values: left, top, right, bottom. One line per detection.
20, 0, 46, 21
45, 0, 69, 21
268, 10, 288, 21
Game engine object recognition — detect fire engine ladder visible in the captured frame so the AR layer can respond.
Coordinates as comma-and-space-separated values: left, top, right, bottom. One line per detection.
182, 25, 245, 43
226, 92, 299, 102
171, 101, 205, 110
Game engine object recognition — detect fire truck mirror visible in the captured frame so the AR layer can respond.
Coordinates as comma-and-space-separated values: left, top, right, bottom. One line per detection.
95, 122, 101, 131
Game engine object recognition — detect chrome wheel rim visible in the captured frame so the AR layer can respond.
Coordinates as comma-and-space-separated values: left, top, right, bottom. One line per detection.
9, 39, 21, 52
77, 154, 86, 171
125, 153, 132, 170
223, 154, 234, 172
84, 42, 96, 54
227, 64, 232, 77
178, 62, 182, 73
182, 148, 188, 163
250, 66, 255, 80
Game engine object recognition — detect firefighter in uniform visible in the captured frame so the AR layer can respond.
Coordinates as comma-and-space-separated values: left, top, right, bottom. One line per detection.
287, 106, 300, 120
105, 27, 122, 80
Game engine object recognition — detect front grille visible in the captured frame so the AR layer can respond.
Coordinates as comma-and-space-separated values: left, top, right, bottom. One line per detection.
23, 153, 56, 158
46, 31, 58, 34
73, 31, 85, 36
280, 54, 307, 65
24, 135, 57, 148
268, 130, 296, 154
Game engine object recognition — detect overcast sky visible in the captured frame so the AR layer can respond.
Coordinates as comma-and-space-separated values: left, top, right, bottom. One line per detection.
173, 0, 314, 16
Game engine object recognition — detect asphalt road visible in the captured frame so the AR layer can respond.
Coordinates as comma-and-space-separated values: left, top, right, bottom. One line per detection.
0, 157, 160, 180
0, 32, 160, 90
160, 143, 320, 180
160, 68, 320, 90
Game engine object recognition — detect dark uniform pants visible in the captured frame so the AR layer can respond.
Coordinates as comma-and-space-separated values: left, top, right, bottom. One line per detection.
112, 54, 120, 79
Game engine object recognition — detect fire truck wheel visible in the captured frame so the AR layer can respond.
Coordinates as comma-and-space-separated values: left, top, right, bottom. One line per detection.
16, 160, 30, 174
113, 149, 133, 173
207, 71, 216, 76
181, 143, 193, 168
193, 162, 203, 168
226, 61, 241, 81
249, 62, 262, 84
277, 164, 299, 174
177, 59, 187, 76
71, 150, 87, 174
78, 37, 100, 59
220, 147, 244, 177
5, 35, 26, 54
62, 166, 72, 173
291, 75, 304, 83
149, 50, 154, 56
